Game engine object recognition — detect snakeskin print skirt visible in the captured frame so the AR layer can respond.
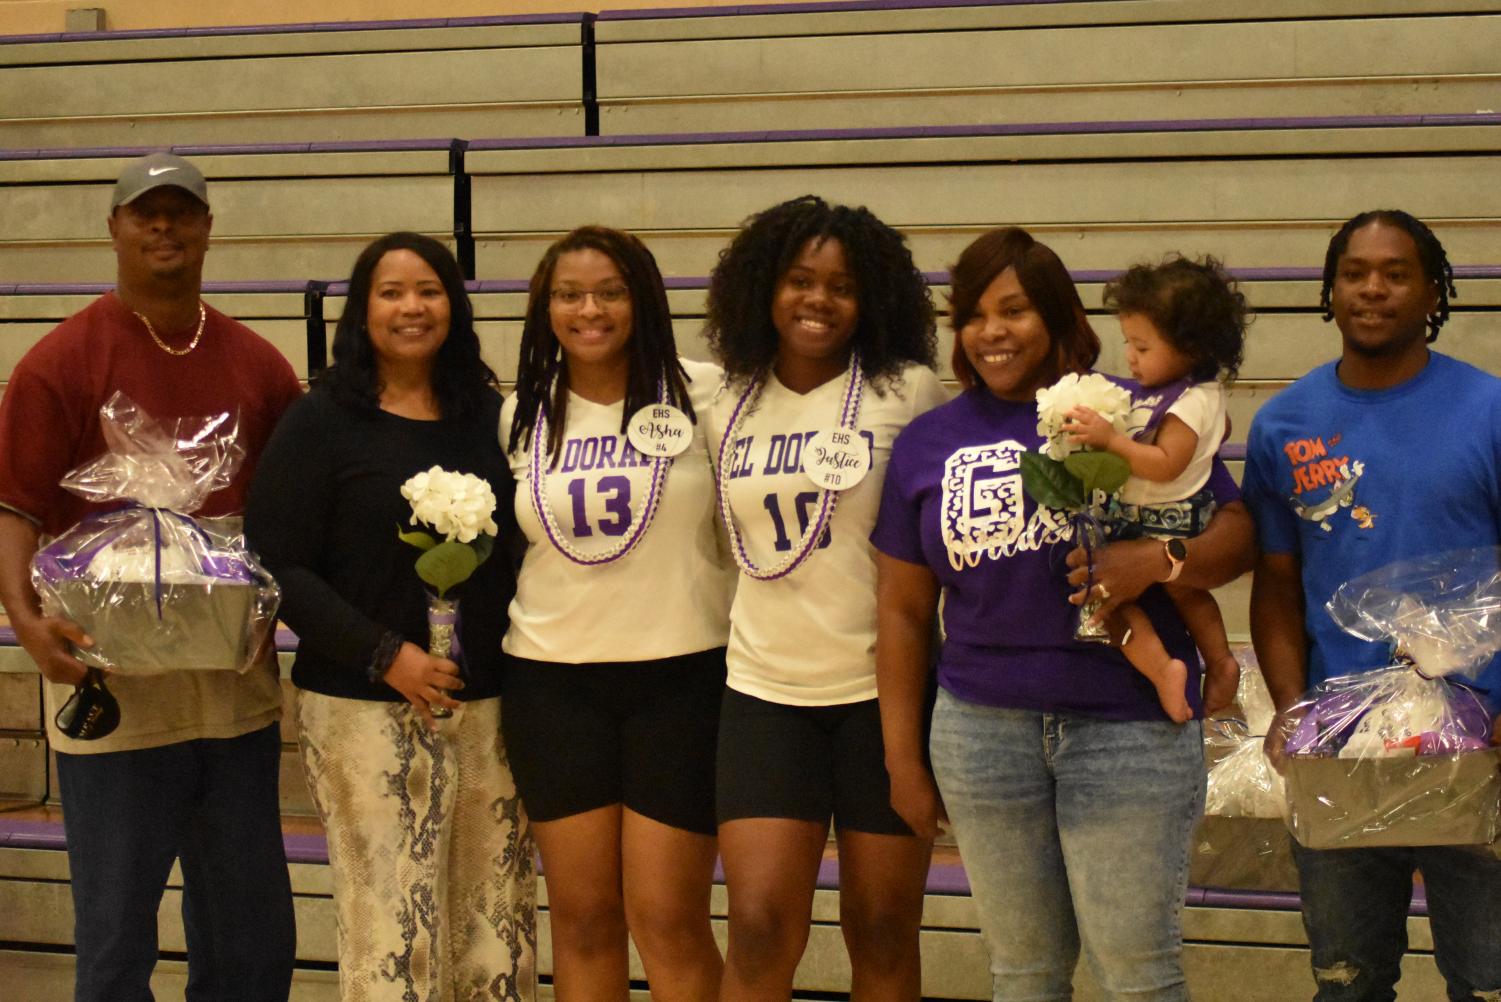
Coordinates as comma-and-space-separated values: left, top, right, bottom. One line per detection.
297, 692, 537, 1002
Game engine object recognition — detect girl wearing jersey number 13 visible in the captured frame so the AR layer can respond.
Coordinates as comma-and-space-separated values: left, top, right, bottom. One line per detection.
500, 227, 735, 1001
703, 195, 948, 1001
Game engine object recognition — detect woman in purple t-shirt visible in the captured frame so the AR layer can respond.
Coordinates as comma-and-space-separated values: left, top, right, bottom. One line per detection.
871, 227, 1254, 1000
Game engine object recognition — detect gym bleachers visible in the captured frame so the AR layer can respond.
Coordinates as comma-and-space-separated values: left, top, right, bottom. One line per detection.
0, 143, 465, 284
0, 645, 1458, 1000
1, 0, 1497, 997
465, 113, 1501, 278
0, 15, 588, 148
592, 0, 1501, 134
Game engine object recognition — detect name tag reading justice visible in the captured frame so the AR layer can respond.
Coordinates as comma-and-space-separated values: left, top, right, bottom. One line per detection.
803, 428, 870, 491
628, 404, 692, 458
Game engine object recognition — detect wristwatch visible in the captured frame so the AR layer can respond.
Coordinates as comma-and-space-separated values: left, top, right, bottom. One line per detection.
1162, 539, 1187, 582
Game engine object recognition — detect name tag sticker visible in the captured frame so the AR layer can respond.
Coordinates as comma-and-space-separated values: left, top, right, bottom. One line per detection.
627, 404, 692, 458
804, 428, 870, 491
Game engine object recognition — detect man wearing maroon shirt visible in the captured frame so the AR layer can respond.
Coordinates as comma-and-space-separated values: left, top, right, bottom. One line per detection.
0, 153, 302, 1001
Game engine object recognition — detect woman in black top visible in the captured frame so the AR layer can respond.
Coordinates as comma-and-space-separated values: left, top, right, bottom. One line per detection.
247, 232, 536, 1002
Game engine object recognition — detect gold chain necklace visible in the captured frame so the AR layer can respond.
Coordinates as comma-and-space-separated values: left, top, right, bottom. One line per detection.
133, 302, 206, 356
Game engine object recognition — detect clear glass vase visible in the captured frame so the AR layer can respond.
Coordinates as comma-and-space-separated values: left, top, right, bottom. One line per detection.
426, 594, 462, 719
1074, 513, 1112, 644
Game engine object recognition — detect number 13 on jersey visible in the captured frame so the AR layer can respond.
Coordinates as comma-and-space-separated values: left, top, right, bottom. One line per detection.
566, 475, 632, 537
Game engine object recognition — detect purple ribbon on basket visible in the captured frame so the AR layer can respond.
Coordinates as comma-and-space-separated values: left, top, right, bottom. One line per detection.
1285, 675, 1494, 756
33, 504, 255, 620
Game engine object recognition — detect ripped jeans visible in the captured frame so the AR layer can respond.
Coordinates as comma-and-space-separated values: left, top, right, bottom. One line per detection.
1293, 841, 1501, 1002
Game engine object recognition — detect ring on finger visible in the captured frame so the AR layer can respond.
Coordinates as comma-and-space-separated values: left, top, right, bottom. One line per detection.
1096, 583, 1111, 601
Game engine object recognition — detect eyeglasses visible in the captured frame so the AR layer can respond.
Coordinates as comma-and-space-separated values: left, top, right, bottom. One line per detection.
549, 285, 630, 309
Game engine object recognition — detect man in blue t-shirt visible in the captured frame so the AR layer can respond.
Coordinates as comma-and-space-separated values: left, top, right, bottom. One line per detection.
1244, 210, 1501, 1002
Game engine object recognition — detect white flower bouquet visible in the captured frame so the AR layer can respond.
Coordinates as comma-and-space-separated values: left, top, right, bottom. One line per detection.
1021, 373, 1134, 641
397, 467, 500, 716
1021, 372, 1132, 513
1033, 371, 1134, 461
401, 466, 500, 553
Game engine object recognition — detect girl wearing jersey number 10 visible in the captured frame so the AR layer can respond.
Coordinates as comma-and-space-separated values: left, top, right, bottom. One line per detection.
703, 195, 949, 1001
499, 226, 735, 1001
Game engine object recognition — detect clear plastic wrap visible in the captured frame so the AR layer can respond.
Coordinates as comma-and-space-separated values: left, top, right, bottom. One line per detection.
1282, 547, 1501, 849
30, 392, 280, 675
1192, 650, 1296, 892
1206, 721, 1286, 820
1204, 651, 1286, 820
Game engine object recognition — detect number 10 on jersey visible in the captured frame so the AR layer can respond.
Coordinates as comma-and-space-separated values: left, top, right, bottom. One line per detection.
762, 491, 833, 552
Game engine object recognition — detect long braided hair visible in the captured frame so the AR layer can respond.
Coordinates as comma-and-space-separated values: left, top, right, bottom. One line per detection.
508, 226, 694, 464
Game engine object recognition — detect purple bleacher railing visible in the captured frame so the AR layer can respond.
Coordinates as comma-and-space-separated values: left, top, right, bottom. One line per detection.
10, 267, 1501, 300
0, 810, 1434, 915
0, 13, 586, 46
2, 281, 316, 296
3, 111, 1498, 163
597, 0, 1218, 22
0, 138, 462, 163
6, 0, 1399, 44
0, 624, 299, 650
466, 111, 1501, 152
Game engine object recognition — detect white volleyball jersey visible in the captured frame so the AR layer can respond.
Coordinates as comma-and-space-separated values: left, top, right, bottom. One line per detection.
705, 363, 948, 704
501, 357, 735, 663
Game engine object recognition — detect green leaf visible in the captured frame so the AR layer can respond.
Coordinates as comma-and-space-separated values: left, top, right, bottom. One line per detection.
1019, 451, 1085, 510
1064, 450, 1132, 497
397, 525, 438, 551
469, 534, 495, 567
414, 540, 479, 598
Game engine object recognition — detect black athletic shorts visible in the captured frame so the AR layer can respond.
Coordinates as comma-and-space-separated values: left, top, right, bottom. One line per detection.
502, 647, 726, 835
715, 687, 913, 836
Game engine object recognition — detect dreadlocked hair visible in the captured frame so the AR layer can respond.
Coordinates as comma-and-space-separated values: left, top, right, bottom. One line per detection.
1103, 254, 1249, 384
508, 226, 696, 466
704, 195, 937, 392
1320, 209, 1456, 342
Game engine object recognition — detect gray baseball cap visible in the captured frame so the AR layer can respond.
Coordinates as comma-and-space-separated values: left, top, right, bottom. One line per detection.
110, 152, 209, 210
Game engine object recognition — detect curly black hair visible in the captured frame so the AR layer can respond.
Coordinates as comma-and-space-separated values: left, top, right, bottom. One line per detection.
508, 225, 695, 464
1103, 255, 1249, 384
319, 231, 498, 421
1319, 209, 1455, 342
703, 195, 937, 390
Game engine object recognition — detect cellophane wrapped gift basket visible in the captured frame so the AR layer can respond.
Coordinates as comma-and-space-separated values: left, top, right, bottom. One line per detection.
1192, 649, 1299, 892
1205, 650, 1286, 820
31, 392, 280, 675
1281, 547, 1501, 849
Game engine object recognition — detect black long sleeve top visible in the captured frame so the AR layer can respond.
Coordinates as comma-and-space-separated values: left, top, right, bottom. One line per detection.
245, 386, 516, 701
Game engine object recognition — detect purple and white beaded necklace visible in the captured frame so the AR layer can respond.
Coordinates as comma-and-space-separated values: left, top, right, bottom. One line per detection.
716, 359, 865, 581
529, 382, 674, 566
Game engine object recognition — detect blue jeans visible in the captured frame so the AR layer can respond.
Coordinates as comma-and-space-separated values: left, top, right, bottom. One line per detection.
930, 688, 1205, 1002
55, 722, 296, 1002
1293, 841, 1501, 1002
